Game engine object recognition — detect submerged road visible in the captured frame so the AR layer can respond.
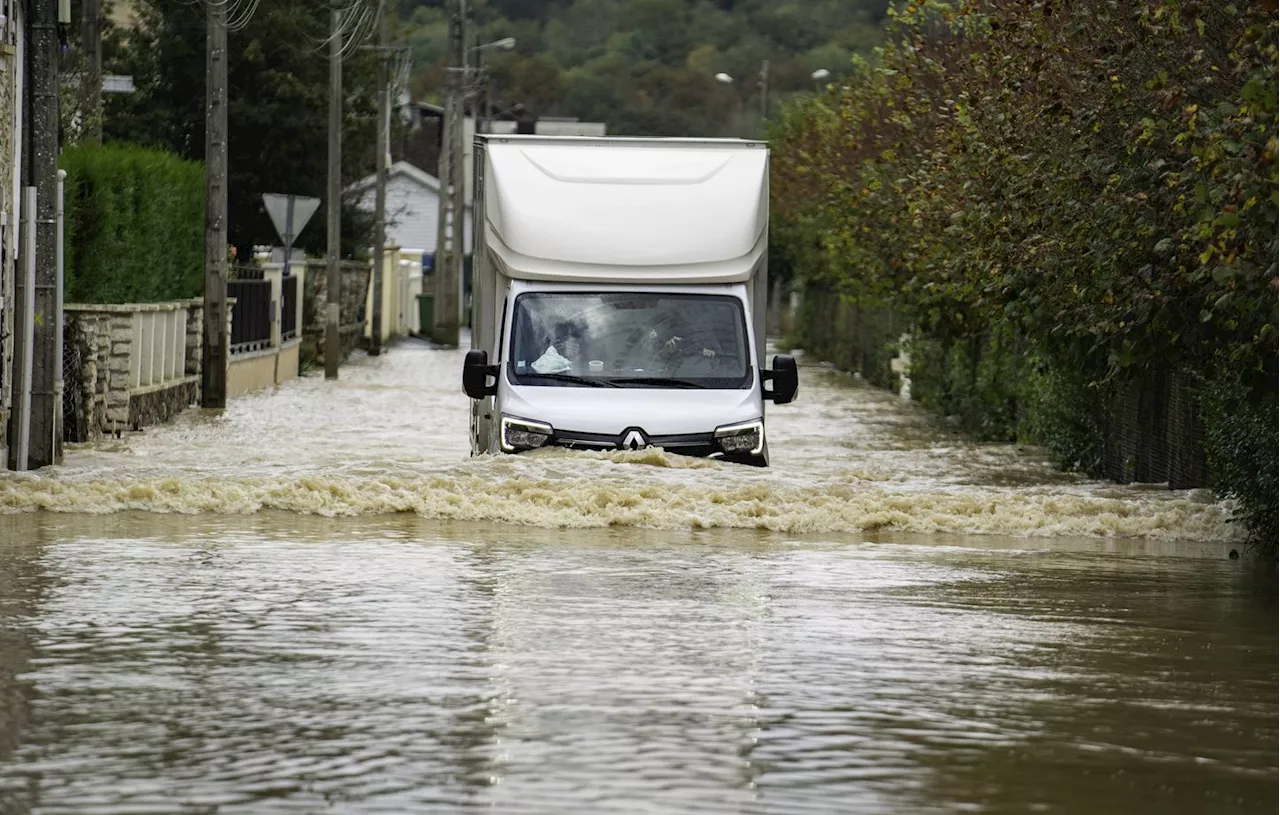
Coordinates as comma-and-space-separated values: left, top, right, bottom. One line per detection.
0, 341, 1274, 814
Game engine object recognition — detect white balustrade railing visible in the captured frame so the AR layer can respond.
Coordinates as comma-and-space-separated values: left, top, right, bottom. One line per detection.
131, 306, 189, 390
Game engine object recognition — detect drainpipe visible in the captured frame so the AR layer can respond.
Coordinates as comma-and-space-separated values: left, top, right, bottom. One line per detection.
54, 168, 64, 461
15, 186, 35, 470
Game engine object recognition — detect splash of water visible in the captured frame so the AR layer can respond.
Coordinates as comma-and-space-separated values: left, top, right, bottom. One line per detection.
0, 344, 1241, 542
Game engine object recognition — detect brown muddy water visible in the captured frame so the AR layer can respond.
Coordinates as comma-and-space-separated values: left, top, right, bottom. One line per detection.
0, 341, 1274, 814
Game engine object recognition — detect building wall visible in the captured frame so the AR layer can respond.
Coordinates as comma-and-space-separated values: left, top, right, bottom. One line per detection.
357, 173, 472, 256
0, 23, 19, 462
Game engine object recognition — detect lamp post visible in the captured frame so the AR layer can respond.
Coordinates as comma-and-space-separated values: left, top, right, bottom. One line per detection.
472, 36, 516, 135
714, 60, 770, 135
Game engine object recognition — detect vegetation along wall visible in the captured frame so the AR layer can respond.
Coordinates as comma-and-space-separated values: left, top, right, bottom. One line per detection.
769, 1, 1278, 549
61, 143, 204, 304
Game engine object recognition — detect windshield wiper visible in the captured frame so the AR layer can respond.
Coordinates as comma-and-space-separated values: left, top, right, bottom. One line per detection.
610, 377, 707, 389
522, 372, 618, 388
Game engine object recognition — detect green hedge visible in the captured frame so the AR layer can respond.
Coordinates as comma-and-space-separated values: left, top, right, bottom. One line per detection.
770, 1, 1278, 552
61, 143, 204, 304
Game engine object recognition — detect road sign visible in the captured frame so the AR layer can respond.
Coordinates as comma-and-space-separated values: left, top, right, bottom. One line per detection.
263, 194, 320, 247
262, 194, 321, 275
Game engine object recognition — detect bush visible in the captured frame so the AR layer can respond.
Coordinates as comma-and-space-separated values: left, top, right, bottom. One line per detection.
1200, 370, 1279, 555
899, 328, 1030, 442
771, 0, 1277, 543
61, 143, 204, 304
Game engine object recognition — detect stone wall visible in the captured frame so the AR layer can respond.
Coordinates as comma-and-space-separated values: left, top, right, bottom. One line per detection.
302, 260, 372, 366
129, 380, 199, 430
104, 310, 137, 429
0, 40, 18, 459
63, 311, 111, 443
63, 302, 203, 442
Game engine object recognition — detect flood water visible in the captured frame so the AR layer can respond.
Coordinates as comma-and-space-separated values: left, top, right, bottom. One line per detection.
0, 341, 1275, 814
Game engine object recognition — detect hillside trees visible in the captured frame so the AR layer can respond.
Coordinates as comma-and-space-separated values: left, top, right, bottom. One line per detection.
401, 0, 890, 136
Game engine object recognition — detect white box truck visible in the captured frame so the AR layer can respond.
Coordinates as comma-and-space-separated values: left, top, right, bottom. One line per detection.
461, 135, 797, 466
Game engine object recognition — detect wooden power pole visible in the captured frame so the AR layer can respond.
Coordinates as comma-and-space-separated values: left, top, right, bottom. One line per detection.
370, 0, 388, 356
325, 6, 343, 380
202, 0, 229, 408
27, 0, 60, 467
80, 0, 103, 143
433, 0, 465, 347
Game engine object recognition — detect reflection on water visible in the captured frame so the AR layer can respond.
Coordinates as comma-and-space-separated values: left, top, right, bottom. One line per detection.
0, 342, 1243, 543
0, 518, 1274, 814
0, 341, 1271, 814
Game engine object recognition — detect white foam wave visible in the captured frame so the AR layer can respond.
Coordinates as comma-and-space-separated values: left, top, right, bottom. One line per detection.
0, 450, 1242, 542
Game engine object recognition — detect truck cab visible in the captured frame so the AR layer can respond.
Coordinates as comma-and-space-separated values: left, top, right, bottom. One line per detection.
461, 135, 796, 466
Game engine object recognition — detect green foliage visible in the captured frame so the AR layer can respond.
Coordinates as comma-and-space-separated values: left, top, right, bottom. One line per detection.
61, 144, 205, 304
403, 0, 889, 137
102, 0, 380, 259
1199, 368, 1279, 556
1022, 364, 1106, 475
905, 330, 1030, 442
771, 0, 1278, 542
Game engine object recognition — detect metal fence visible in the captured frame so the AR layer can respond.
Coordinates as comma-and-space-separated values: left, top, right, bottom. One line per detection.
1102, 369, 1207, 489
282, 273, 299, 340
229, 265, 265, 281
62, 327, 84, 443
796, 283, 1211, 490
228, 278, 272, 353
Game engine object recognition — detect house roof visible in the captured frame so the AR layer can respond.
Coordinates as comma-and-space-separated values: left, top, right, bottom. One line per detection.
347, 161, 445, 196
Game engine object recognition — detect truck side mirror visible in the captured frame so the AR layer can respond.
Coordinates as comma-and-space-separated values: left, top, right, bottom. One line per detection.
765, 354, 798, 404
462, 349, 498, 399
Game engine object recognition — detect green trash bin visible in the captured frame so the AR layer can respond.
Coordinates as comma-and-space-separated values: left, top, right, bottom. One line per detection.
417, 292, 435, 338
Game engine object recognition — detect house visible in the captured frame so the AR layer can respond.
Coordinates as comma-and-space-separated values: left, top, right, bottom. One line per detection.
347, 161, 475, 341
347, 160, 472, 261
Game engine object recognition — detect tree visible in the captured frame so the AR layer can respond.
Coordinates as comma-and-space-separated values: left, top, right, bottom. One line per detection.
103, 0, 381, 259
402, 0, 892, 137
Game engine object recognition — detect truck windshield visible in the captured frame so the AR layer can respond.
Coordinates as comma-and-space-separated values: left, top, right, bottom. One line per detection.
508, 292, 752, 389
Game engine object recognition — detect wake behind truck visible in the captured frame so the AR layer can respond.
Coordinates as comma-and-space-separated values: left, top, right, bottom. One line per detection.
461, 135, 797, 466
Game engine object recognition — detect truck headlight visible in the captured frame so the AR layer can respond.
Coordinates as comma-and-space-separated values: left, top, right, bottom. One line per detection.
501, 415, 553, 452
714, 419, 764, 456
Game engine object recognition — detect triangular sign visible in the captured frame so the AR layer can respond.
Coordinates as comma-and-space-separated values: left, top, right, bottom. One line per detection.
262, 193, 321, 247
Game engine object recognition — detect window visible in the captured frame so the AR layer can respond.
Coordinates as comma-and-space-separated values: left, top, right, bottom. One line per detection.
508, 292, 752, 389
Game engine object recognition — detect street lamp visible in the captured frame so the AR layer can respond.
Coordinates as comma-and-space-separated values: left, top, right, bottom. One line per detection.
476, 36, 516, 52
712, 61, 770, 133
811, 68, 831, 94
473, 37, 516, 134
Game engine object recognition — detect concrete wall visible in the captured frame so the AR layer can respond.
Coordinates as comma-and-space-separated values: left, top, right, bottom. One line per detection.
226, 338, 300, 398
365, 246, 426, 343
227, 347, 281, 398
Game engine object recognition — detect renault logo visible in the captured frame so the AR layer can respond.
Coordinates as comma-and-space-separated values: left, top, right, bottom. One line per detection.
621, 429, 647, 450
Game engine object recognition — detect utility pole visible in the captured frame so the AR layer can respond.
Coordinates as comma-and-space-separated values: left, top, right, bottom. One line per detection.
370, 0, 388, 356
202, 0, 228, 408
80, 0, 102, 143
27, 0, 59, 468
433, 0, 464, 347
325, 6, 343, 380
759, 59, 770, 128
432, 68, 451, 345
